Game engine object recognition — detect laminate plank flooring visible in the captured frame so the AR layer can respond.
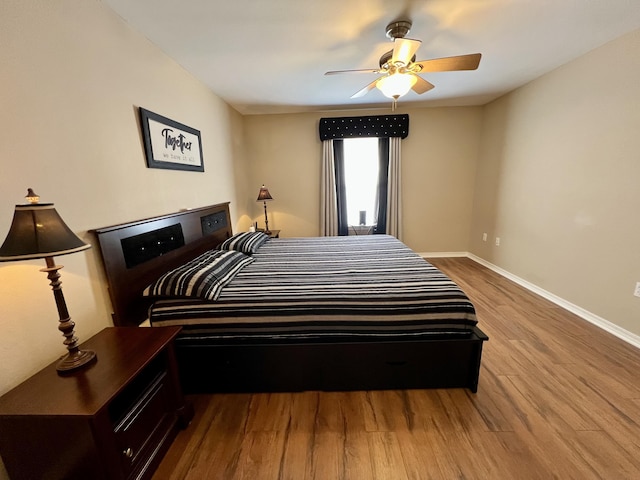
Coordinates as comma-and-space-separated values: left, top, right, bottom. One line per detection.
153, 257, 640, 479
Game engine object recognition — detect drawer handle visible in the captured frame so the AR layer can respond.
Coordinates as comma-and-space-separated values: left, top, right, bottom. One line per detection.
123, 447, 134, 459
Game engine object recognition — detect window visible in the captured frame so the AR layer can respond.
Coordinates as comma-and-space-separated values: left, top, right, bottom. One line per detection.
343, 138, 379, 226
333, 137, 389, 235
319, 115, 407, 238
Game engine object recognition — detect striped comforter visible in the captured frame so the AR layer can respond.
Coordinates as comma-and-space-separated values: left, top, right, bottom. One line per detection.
149, 235, 477, 342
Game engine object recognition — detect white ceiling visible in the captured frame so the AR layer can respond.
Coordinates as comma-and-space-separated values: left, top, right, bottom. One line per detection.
102, 0, 640, 115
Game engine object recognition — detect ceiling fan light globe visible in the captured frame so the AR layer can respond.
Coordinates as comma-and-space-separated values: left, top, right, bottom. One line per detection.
376, 73, 417, 99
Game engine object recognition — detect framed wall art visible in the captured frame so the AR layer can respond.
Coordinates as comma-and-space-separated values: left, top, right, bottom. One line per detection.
139, 107, 204, 172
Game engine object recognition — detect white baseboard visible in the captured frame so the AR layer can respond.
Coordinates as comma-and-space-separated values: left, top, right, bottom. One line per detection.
422, 252, 640, 350
419, 251, 468, 258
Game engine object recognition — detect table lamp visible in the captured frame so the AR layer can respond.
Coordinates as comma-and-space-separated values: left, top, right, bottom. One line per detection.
256, 184, 274, 235
0, 189, 96, 373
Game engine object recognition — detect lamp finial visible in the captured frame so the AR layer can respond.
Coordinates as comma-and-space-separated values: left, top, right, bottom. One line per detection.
25, 188, 40, 204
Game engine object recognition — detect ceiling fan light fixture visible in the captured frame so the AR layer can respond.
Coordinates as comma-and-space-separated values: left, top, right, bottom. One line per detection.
376, 73, 417, 99
325, 19, 481, 107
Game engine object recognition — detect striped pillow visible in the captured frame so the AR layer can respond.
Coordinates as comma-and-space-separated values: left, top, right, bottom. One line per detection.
143, 249, 254, 301
219, 231, 269, 254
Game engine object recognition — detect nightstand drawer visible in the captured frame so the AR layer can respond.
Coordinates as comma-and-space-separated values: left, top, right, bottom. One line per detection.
113, 372, 172, 476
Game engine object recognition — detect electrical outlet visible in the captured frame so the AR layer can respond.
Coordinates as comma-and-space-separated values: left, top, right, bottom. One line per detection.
634, 282, 640, 298
495, 237, 500, 246
482, 233, 487, 242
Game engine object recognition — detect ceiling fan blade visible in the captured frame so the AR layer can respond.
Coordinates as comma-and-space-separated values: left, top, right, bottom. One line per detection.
391, 38, 422, 65
351, 79, 379, 98
413, 53, 482, 73
325, 68, 380, 75
411, 76, 435, 94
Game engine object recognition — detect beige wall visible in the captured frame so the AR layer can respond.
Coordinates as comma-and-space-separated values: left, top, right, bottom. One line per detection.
470, 28, 640, 336
243, 107, 483, 253
244, 113, 322, 237
0, 0, 248, 402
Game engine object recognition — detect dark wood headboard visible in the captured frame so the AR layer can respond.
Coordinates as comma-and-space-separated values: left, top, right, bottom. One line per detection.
91, 203, 233, 326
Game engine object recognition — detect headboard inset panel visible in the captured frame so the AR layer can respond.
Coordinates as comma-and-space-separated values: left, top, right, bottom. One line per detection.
91, 202, 233, 326
121, 223, 185, 269
201, 211, 227, 236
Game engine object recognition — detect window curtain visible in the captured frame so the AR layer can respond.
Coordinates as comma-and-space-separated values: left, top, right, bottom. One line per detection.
386, 136, 402, 240
320, 139, 338, 236
373, 138, 389, 234
333, 140, 349, 236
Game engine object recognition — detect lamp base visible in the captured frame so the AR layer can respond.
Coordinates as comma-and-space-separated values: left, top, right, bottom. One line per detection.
262, 201, 271, 237
56, 349, 97, 373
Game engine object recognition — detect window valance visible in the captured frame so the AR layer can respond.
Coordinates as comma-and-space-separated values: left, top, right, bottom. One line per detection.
319, 114, 409, 140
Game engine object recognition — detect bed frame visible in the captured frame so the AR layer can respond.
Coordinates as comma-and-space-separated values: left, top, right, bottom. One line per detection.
92, 203, 488, 394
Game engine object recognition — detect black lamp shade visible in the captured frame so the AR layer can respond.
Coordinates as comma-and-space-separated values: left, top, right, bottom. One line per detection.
256, 185, 273, 202
0, 204, 90, 261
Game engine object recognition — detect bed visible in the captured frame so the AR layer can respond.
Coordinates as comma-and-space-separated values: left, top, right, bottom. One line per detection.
92, 203, 488, 394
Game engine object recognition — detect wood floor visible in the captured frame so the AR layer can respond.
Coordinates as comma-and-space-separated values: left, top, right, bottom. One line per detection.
153, 257, 640, 479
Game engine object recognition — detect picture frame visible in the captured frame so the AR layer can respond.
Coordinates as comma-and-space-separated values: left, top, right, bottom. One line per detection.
139, 107, 204, 172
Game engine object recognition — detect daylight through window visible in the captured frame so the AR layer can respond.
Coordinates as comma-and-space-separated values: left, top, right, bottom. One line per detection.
343, 138, 379, 226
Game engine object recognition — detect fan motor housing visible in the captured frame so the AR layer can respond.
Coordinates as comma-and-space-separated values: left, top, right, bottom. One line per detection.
385, 20, 412, 39
379, 50, 394, 68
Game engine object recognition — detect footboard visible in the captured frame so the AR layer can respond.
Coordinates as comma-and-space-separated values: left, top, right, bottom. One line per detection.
174, 326, 488, 393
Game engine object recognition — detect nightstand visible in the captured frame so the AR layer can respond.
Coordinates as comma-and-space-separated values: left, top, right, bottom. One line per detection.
0, 327, 193, 480
257, 229, 280, 238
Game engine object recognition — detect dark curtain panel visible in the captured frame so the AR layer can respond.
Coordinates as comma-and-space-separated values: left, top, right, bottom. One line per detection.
374, 137, 390, 234
333, 140, 348, 236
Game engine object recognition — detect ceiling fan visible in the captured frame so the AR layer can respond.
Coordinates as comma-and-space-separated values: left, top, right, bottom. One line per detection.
325, 20, 482, 108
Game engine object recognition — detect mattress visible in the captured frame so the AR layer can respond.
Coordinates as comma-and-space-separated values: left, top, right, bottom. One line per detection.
148, 235, 477, 343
